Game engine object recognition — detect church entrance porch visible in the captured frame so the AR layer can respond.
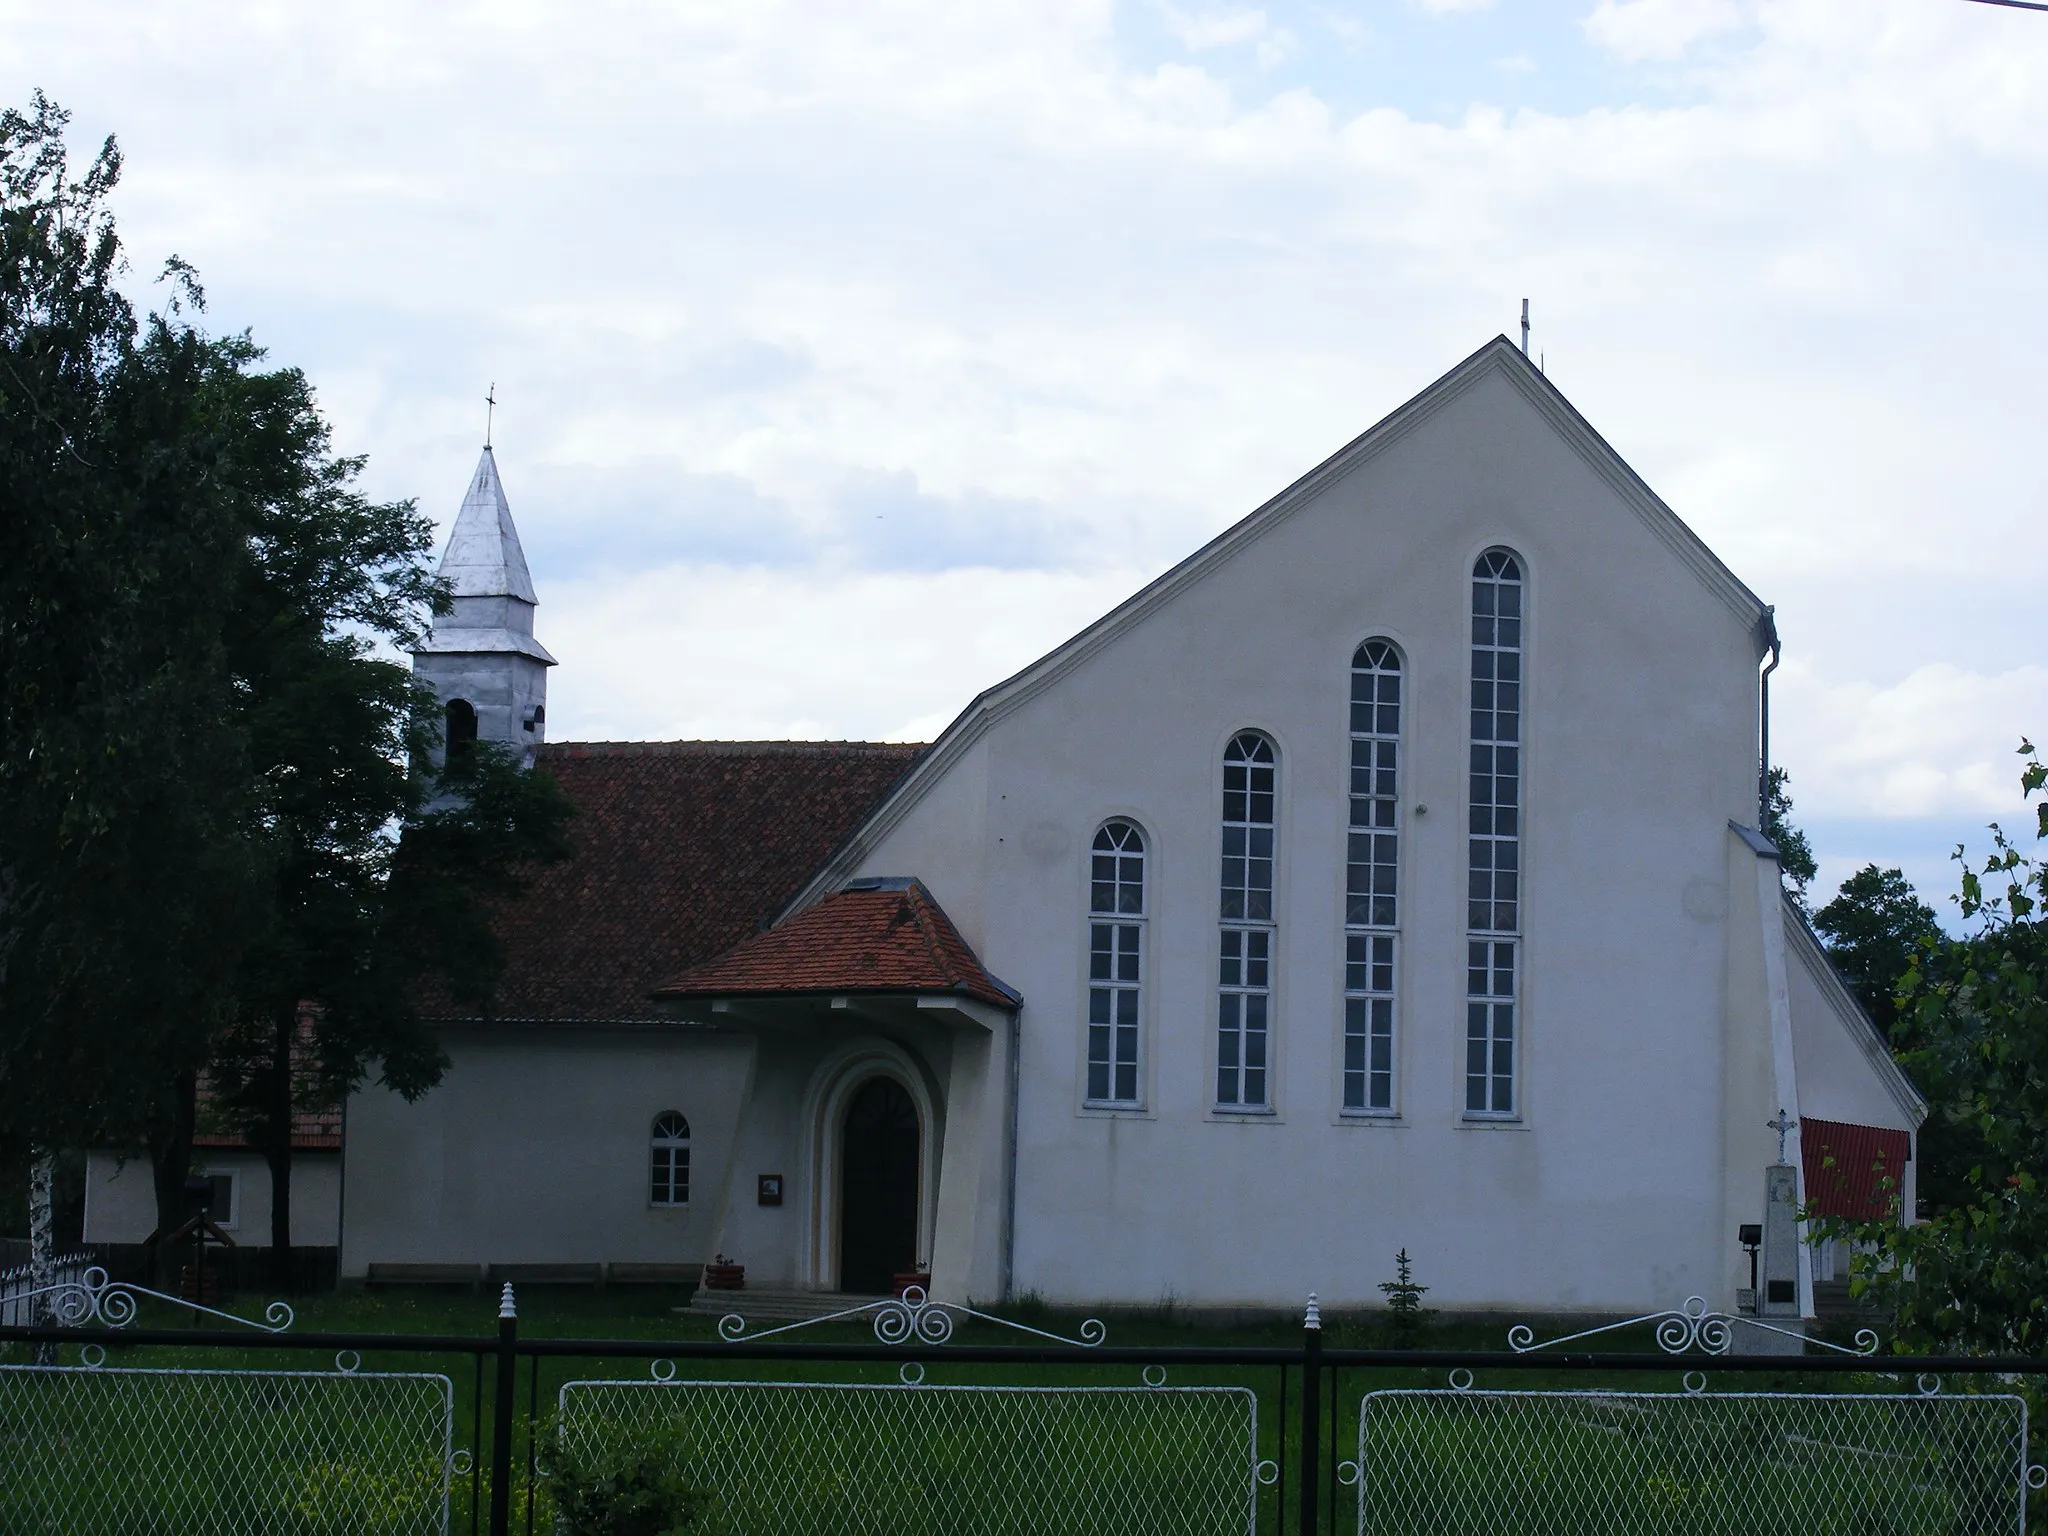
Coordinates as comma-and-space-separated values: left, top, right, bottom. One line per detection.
837, 1077, 921, 1294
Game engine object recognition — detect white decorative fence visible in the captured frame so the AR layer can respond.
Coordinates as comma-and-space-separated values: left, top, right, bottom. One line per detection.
0, 1254, 87, 1327
0, 1360, 461, 1536
1350, 1385, 2032, 1536
555, 1372, 1267, 1536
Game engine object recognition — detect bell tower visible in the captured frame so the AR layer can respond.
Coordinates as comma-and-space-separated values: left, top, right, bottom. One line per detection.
412, 447, 555, 767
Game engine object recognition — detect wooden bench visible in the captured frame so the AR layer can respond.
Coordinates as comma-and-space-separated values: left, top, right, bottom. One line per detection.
487, 1262, 606, 1289
365, 1262, 482, 1291
606, 1262, 702, 1287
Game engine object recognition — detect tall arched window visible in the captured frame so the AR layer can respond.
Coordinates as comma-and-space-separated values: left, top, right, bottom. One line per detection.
649, 1111, 690, 1205
1085, 820, 1146, 1106
1345, 640, 1402, 1113
1467, 551, 1523, 1117
1218, 732, 1277, 1109
445, 698, 479, 759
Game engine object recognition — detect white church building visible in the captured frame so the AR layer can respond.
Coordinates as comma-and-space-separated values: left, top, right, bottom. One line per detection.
333, 337, 1924, 1317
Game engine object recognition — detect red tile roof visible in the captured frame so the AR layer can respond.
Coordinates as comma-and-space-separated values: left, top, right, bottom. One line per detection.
192, 1012, 343, 1151
653, 877, 1018, 1010
1801, 1117, 1910, 1221
437, 740, 925, 1022
192, 1106, 342, 1153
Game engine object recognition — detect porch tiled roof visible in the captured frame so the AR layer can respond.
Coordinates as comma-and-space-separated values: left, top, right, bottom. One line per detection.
439, 740, 925, 1023
652, 877, 1018, 1010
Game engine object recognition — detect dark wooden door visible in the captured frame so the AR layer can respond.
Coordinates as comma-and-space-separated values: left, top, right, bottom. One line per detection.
838, 1077, 920, 1294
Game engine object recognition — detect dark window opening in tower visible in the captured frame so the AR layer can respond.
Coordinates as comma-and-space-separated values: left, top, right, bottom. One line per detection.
445, 698, 479, 758
524, 704, 545, 734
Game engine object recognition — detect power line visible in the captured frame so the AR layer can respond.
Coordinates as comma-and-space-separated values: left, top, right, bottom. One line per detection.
1961, 0, 2048, 12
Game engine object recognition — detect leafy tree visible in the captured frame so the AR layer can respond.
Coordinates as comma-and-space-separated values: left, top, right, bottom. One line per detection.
1818, 740, 2048, 1354
1813, 865, 1941, 1036
184, 354, 573, 1283
2, 94, 573, 1292
1764, 766, 1819, 909
0, 94, 258, 1295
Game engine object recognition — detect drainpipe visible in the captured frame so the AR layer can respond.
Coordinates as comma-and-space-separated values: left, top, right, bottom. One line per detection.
1757, 606, 1780, 832
1002, 1008, 1020, 1302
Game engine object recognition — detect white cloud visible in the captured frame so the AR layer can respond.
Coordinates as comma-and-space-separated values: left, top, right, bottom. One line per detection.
1155, 4, 1272, 50
1, 0, 2044, 886
1582, 0, 1752, 63
1775, 660, 2048, 820
543, 562, 1153, 744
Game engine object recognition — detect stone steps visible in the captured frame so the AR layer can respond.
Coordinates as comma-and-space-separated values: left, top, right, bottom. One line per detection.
688, 1286, 888, 1324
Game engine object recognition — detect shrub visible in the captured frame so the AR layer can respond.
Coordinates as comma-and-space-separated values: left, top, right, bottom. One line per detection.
543, 1437, 721, 1536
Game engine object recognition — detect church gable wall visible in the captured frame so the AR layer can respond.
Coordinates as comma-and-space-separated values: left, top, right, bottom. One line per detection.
858, 362, 1765, 1311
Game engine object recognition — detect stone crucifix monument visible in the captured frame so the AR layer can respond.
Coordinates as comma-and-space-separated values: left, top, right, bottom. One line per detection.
1740, 1109, 1807, 1354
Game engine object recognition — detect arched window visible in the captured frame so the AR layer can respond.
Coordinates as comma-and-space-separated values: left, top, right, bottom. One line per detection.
1085, 821, 1145, 1106
649, 1111, 690, 1205
445, 698, 479, 758
1467, 551, 1523, 1117
1218, 732, 1277, 1109
1345, 640, 1402, 1114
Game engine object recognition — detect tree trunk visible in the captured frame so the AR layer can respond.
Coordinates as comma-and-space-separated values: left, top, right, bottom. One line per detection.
28, 1149, 56, 1363
147, 1069, 199, 1289
264, 1007, 295, 1292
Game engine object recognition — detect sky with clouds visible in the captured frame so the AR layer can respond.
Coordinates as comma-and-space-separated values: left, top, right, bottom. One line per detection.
6, 0, 2046, 917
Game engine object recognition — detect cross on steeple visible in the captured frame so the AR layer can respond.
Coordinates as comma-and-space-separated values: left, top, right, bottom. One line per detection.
485, 383, 497, 450
1767, 1109, 1797, 1165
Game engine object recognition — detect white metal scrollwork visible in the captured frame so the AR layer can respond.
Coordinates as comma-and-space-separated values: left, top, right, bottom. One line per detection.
3, 1265, 293, 1333
717, 1284, 1105, 1347
1506, 1294, 1877, 1357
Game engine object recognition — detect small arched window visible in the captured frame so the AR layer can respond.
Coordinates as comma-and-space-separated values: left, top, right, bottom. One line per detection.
1218, 732, 1277, 1109
1085, 821, 1146, 1106
650, 1111, 690, 1206
445, 698, 479, 758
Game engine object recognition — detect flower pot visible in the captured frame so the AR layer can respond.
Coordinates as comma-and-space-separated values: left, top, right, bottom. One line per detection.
702, 1262, 745, 1291
892, 1271, 932, 1299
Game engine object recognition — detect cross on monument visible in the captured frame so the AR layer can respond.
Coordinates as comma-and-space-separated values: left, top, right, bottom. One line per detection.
485, 383, 497, 449
1767, 1109, 1797, 1165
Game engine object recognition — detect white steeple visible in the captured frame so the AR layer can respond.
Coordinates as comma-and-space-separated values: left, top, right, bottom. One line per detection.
439, 446, 540, 607
413, 447, 554, 765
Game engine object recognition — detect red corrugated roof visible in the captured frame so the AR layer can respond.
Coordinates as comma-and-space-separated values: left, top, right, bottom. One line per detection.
439, 740, 925, 1022
653, 878, 1018, 1010
1801, 1117, 1910, 1221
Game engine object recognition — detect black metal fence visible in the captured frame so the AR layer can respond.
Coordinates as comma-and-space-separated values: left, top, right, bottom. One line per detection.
3, 1284, 2044, 1535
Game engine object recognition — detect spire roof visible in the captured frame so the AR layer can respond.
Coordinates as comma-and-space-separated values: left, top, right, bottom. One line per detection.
440, 447, 537, 603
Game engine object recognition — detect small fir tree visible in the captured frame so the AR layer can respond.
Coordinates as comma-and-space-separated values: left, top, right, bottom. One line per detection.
1379, 1248, 1433, 1344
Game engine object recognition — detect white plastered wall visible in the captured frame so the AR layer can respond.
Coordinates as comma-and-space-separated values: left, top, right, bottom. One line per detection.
339, 1027, 755, 1275
82, 1150, 340, 1246
1783, 906, 1924, 1220
850, 359, 1771, 1313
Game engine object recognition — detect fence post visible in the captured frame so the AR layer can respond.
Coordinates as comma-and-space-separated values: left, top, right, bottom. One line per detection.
1299, 1292, 1321, 1536
488, 1282, 517, 1536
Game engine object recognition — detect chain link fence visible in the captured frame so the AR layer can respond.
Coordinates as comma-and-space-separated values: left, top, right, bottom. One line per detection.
1352, 1386, 2030, 1536
555, 1374, 1265, 1535
0, 1361, 458, 1535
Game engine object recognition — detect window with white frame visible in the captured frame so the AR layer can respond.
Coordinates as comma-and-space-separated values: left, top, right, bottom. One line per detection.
1086, 820, 1146, 1106
1345, 640, 1402, 1113
1218, 732, 1277, 1109
649, 1111, 690, 1205
1467, 550, 1523, 1116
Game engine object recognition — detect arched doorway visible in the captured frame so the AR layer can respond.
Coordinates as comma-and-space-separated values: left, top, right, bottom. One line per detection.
838, 1077, 921, 1294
